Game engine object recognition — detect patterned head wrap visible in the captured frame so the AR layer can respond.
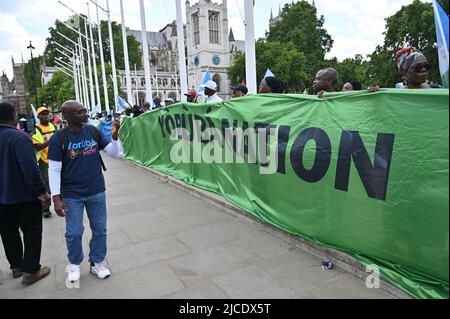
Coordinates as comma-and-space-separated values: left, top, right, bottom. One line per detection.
396, 47, 425, 75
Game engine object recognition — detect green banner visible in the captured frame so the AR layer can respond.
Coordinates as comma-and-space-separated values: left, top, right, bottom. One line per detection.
119, 89, 449, 299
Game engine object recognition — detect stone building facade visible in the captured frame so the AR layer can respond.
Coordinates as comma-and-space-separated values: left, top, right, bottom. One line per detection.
119, 0, 244, 103
1, 57, 29, 115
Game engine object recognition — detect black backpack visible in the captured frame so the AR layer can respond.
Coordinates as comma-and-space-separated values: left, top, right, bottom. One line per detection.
55, 125, 107, 171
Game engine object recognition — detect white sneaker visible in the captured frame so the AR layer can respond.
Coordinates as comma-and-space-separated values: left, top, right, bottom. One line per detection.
66, 264, 81, 282
89, 262, 110, 279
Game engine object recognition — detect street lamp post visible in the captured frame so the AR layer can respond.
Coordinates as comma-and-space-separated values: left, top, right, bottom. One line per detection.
27, 41, 38, 107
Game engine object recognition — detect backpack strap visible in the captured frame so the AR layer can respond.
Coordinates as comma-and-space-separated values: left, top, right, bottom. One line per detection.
55, 127, 69, 170
85, 125, 107, 172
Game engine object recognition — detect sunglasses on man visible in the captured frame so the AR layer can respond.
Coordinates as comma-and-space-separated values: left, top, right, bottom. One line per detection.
72, 108, 88, 116
411, 63, 430, 73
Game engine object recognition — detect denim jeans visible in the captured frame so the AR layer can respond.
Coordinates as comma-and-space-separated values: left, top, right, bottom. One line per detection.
63, 192, 107, 265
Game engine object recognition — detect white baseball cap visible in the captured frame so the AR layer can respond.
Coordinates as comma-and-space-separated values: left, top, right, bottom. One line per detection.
201, 80, 217, 91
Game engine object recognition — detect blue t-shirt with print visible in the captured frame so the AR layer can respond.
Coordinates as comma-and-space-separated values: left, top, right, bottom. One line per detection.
48, 126, 110, 198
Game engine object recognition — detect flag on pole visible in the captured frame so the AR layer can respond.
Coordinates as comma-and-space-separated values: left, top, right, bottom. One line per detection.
90, 103, 101, 117
432, 0, 449, 88
30, 104, 40, 125
264, 68, 275, 78
116, 95, 131, 113
197, 68, 212, 95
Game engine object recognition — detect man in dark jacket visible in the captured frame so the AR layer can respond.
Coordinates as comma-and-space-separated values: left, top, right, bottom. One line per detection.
0, 102, 51, 285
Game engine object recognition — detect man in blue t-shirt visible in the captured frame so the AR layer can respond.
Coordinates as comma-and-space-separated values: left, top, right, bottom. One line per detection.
48, 100, 121, 283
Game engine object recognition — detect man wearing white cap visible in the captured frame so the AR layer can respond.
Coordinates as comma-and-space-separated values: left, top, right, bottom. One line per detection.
201, 80, 223, 103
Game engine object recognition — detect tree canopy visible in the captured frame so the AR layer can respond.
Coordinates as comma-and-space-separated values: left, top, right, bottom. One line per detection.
229, 40, 308, 92
44, 16, 142, 70
367, 0, 448, 87
229, 0, 447, 92
267, 0, 333, 78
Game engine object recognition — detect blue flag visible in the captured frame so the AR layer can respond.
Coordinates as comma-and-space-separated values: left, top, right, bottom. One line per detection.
432, 0, 449, 88
116, 95, 130, 113
264, 68, 275, 78
90, 103, 101, 117
197, 68, 211, 95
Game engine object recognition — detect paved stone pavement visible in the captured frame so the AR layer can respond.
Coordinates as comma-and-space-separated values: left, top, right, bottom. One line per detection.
0, 156, 398, 299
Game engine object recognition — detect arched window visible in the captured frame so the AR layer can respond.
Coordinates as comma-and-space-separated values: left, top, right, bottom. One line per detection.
163, 79, 168, 86
171, 79, 176, 86
209, 11, 220, 44
138, 92, 146, 106
157, 78, 162, 85
212, 74, 221, 92
141, 78, 145, 87
192, 12, 200, 45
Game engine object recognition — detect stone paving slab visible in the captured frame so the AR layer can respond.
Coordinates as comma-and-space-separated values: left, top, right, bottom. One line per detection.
0, 156, 405, 299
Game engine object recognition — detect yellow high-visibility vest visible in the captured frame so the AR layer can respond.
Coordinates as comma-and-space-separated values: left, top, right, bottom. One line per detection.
32, 123, 56, 162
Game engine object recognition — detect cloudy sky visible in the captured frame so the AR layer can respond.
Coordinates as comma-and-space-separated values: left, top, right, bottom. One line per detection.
0, 0, 420, 79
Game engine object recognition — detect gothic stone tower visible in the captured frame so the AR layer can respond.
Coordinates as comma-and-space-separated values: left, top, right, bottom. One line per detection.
185, 0, 230, 99
2, 57, 29, 115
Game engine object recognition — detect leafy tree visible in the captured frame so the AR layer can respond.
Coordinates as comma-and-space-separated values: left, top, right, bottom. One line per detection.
266, 0, 333, 79
24, 56, 43, 96
44, 17, 142, 72
326, 54, 370, 90
367, 0, 448, 87
99, 20, 143, 70
37, 71, 73, 108
229, 40, 308, 93
95, 62, 123, 111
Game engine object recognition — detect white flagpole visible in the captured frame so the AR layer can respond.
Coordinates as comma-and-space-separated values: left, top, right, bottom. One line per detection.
83, 17, 96, 111
106, 0, 119, 109
79, 37, 90, 110
175, 0, 188, 101
95, 0, 110, 113
155, 68, 159, 95
244, 0, 257, 94
75, 47, 84, 106
139, 0, 153, 106
87, 3, 101, 110
72, 52, 80, 102
134, 64, 138, 105
78, 37, 89, 110
120, 0, 133, 105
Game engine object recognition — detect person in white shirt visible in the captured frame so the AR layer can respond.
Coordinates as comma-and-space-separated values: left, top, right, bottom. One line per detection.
201, 80, 223, 103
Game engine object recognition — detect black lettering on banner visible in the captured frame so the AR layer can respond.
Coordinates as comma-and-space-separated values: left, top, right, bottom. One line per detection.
187, 114, 194, 141
164, 115, 176, 136
221, 119, 240, 152
254, 123, 277, 167
172, 114, 188, 140
290, 127, 332, 183
194, 114, 208, 143
277, 125, 291, 174
174, 114, 183, 129
335, 131, 395, 201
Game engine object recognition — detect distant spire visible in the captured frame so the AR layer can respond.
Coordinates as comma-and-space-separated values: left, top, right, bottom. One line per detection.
11, 56, 14, 66
229, 28, 235, 41
270, 8, 273, 20
278, 4, 281, 15
312, 0, 316, 8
